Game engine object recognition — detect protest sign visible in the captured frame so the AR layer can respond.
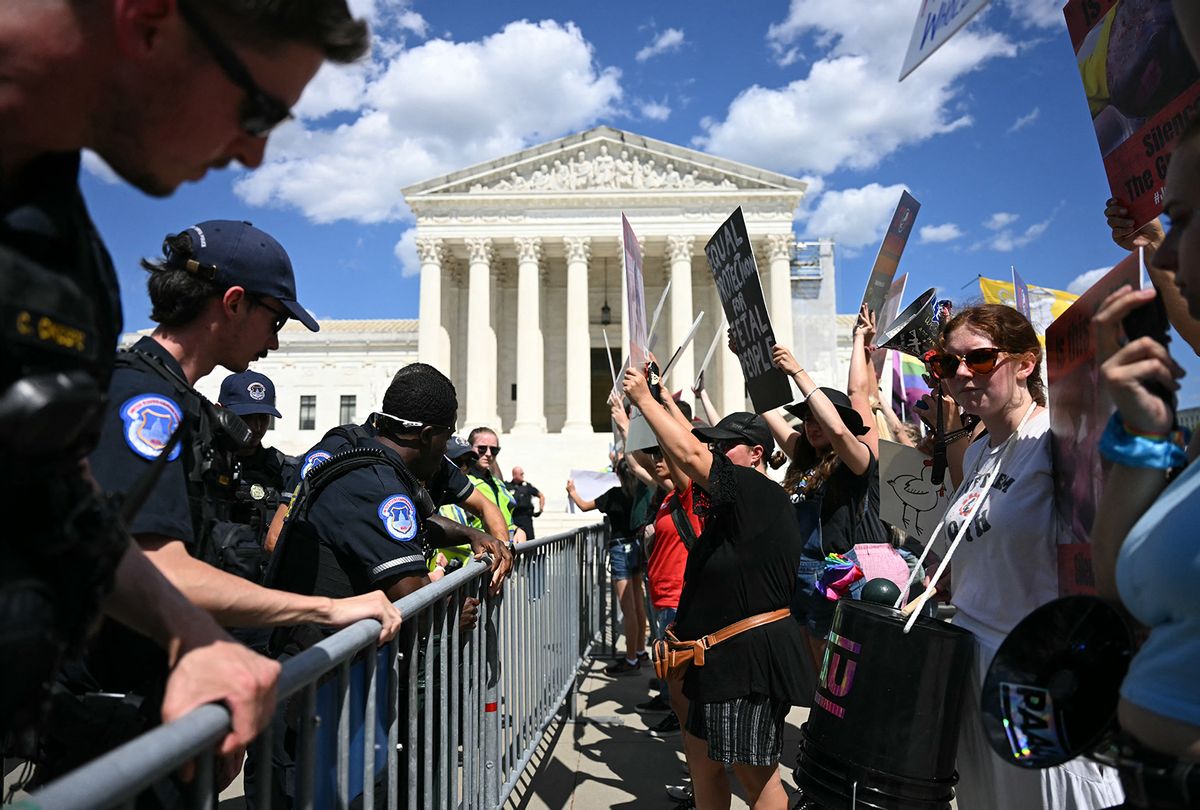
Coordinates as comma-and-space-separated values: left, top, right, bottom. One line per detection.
1045, 251, 1141, 595
872, 273, 909, 379
860, 192, 921, 320
879, 441, 951, 544
622, 214, 650, 370
704, 208, 792, 413
1012, 266, 1031, 319
899, 0, 991, 81
978, 277, 1078, 342
695, 316, 727, 391
567, 469, 620, 512
1064, 0, 1200, 229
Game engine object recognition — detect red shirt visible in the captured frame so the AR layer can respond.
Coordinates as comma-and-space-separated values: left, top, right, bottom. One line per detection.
648, 486, 702, 609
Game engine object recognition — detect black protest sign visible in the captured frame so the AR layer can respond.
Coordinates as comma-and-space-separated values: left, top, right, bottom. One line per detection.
704, 208, 792, 413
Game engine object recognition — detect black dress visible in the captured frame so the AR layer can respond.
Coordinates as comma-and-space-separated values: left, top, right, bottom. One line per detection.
673, 453, 810, 706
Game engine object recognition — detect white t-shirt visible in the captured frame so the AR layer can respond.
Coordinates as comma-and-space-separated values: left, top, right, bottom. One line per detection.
936, 409, 1060, 641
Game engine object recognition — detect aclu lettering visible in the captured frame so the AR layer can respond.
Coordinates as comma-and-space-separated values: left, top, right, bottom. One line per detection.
814, 631, 862, 720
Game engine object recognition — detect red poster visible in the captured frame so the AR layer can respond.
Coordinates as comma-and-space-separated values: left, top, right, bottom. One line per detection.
1044, 253, 1141, 595
1064, 0, 1200, 229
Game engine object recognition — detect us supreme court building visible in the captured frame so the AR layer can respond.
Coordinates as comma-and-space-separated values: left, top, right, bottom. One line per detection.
194, 126, 842, 520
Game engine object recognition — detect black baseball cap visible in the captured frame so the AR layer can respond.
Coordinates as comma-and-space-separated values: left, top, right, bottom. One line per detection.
218, 370, 282, 418
692, 412, 774, 452
162, 220, 319, 332
784, 387, 869, 436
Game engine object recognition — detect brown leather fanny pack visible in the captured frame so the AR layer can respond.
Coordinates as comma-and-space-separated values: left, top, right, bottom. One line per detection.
652, 608, 791, 681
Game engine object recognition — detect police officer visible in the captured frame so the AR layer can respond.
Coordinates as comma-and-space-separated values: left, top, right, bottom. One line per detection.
37, 221, 402, 784
506, 466, 545, 540
216, 369, 294, 582
1, 0, 370, 754
465, 427, 521, 540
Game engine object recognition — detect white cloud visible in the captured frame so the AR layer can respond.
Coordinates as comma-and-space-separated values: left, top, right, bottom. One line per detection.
1067, 266, 1113, 295
984, 212, 1019, 230
635, 28, 684, 62
1003, 0, 1068, 29
695, 0, 1015, 176
1007, 107, 1040, 134
639, 99, 671, 121
799, 182, 909, 250
81, 149, 121, 185
396, 10, 428, 37
393, 228, 420, 277
919, 223, 963, 243
234, 20, 622, 224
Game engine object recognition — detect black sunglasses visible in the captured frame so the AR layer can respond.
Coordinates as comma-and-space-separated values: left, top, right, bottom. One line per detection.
176, 0, 293, 137
927, 347, 1005, 380
708, 439, 748, 455
474, 443, 501, 457
251, 296, 289, 333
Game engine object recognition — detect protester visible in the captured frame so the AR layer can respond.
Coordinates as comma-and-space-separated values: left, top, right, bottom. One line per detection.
507, 466, 544, 540
923, 304, 1123, 809
568, 458, 649, 675
1090, 125, 1200, 773
0, 0, 368, 754
622, 366, 807, 810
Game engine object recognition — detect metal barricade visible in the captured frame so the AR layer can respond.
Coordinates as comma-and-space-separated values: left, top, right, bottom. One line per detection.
22, 524, 610, 810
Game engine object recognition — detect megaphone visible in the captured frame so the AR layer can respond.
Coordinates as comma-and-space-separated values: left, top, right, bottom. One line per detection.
878, 288, 940, 361
979, 596, 1133, 769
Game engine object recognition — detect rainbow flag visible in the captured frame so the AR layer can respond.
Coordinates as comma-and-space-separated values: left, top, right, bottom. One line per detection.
893, 351, 930, 421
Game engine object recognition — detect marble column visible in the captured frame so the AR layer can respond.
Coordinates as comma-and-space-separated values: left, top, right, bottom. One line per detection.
416, 237, 450, 374
767, 233, 796, 354
563, 236, 592, 433
511, 237, 546, 434
464, 237, 499, 430
666, 236, 695, 405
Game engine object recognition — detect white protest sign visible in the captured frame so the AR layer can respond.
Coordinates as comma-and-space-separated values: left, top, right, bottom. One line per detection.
622, 214, 649, 370
899, 0, 991, 82
878, 441, 951, 544
567, 469, 620, 513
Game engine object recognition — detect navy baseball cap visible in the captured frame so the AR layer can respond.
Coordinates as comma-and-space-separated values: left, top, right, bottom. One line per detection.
219, 370, 282, 418
445, 436, 477, 462
162, 220, 319, 332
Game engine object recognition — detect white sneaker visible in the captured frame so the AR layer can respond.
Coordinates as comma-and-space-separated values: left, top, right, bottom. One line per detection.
665, 783, 693, 802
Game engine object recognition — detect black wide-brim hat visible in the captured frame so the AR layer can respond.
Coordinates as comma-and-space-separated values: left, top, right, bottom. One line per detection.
784, 387, 870, 436
691, 412, 775, 451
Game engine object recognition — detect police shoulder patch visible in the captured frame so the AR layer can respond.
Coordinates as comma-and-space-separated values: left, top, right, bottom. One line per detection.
300, 450, 333, 479
119, 394, 183, 461
378, 493, 419, 542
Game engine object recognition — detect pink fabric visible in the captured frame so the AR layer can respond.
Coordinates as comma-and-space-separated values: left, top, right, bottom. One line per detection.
853, 543, 913, 604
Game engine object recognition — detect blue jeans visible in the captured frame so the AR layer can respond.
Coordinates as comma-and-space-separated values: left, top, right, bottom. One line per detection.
608, 539, 641, 581
652, 606, 677, 700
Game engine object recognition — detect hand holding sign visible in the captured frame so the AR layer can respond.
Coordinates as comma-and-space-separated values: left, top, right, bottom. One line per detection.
1104, 198, 1165, 253
771, 344, 803, 378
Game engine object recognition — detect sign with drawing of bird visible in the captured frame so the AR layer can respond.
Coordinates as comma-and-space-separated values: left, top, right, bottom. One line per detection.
879, 441, 951, 542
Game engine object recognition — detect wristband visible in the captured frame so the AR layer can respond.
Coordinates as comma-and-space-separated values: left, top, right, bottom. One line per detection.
1098, 413, 1189, 470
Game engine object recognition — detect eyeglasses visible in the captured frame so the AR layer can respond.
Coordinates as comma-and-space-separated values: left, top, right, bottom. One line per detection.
176, 0, 293, 137
926, 347, 1006, 380
376, 412, 455, 433
251, 296, 289, 333
473, 444, 501, 457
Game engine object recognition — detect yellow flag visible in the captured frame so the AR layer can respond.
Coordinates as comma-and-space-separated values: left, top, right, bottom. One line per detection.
978, 277, 1078, 340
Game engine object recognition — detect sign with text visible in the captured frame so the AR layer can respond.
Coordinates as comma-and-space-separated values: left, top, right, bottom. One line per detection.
872, 273, 909, 380
1045, 252, 1141, 595
622, 214, 650, 370
1064, 0, 1200, 229
704, 208, 792, 413
900, 0, 991, 81
860, 191, 921, 320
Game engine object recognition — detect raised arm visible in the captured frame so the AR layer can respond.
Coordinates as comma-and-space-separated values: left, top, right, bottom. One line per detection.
1090, 285, 1189, 603
566, 479, 598, 511
762, 407, 801, 460
846, 304, 882, 457
660, 393, 695, 492
773, 343, 871, 475
691, 370, 721, 426
623, 366, 715, 490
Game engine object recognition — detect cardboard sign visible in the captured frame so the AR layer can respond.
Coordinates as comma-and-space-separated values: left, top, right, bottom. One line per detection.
1045, 252, 1141, 594
899, 0, 992, 81
1064, 0, 1200, 229
622, 214, 650, 370
878, 441, 951, 544
860, 192, 921, 320
704, 208, 792, 413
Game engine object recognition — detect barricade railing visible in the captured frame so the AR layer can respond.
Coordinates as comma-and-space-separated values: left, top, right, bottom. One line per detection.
22, 523, 611, 810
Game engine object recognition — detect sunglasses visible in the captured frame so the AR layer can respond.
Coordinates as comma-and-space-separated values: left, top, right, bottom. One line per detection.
376, 412, 455, 433
926, 347, 1006, 380
474, 444, 501, 457
708, 439, 749, 455
251, 296, 289, 333
176, 0, 293, 137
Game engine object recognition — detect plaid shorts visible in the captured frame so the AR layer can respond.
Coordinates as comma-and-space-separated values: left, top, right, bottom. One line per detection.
684, 693, 789, 767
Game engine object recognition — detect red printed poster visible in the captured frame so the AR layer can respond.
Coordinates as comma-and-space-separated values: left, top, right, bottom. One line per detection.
1064, 0, 1200, 229
1044, 252, 1141, 595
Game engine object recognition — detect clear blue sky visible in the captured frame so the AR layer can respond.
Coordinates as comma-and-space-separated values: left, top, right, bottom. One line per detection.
81, 0, 1200, 408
